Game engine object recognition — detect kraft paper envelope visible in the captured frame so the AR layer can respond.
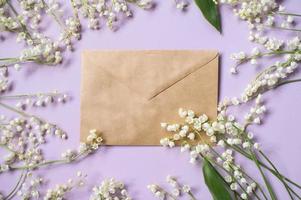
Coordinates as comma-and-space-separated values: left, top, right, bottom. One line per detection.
80, 50, 219, 145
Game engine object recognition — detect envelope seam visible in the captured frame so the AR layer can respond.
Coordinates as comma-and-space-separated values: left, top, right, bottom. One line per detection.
148, 53, 219, 100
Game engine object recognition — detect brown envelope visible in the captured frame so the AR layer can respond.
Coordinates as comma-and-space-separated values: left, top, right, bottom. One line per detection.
80, 50, 219, 145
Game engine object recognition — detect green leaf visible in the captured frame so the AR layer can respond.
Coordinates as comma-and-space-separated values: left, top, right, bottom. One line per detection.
194, 0, 222, 33
203, 158, 232, 200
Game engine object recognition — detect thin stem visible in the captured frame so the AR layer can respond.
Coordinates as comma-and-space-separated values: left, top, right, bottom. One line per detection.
6, 1, 34, 41
0, 57, 20, 66
0, 91, 61, 100
236, 125, 301, 193
276, 78, 301, 88
235, 126, 296, 199
0, 101, 31, 117
235, 50, 299, 67
249, 148, 277, 200
187, 191, 197, 200
233, 125, 297, 199
0, 55, 51, 67
0, 58, 19, 61
266, 25, 301, 32
226, 146, 269, 199
41, 0, 65, 29
225, 140, 298, 199
230, 143, 301, 190
70, 0, 80, 19
0, 143, 17, 154
10, 151, 88, 170
229, 143, 301, 200
4, 170, 27, 200
276, 12, 301, 17
0, 101, 58, 133
259, 150, 300, 199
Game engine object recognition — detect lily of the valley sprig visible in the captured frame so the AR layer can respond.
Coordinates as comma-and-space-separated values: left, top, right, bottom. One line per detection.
225, 0, 301, 101
147, 175, 196, 200
90, 178, 131, 200
0, 91, 69, 111
195, 0, 301, 101
224, 0, 301, 102
0, 0, 188, 93
13, 171, 87, 200
0, 0, 150, 94
160, 95, 301, 199
0, 102, 103, 200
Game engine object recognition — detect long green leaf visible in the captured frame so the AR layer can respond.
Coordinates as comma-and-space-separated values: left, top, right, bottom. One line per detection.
194, 0, 221, 33
203, 158, 232, 200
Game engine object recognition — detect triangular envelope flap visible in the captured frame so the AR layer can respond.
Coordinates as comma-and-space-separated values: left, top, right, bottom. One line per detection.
89, 50, 218, 100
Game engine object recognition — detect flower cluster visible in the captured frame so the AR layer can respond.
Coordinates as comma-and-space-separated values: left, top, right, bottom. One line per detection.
222, 0, 301, 101
0, 110, 102, 199
147, 175, 195, 200
160, 97, 271, 199
0, 0, 157, 94
90, 178, 131, 200
230, 37, 301, 101
221, 0, 278, 22
15, 172, 44, 200
0, 115, 66, 171
71, 0, 154, 30
44, 171, 86, 200
0, 0, 188, 93
0, 91, 69, 110
0, 121, 102, 169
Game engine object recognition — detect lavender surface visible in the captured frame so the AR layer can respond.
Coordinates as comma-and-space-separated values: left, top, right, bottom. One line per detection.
1, 1, 301, 199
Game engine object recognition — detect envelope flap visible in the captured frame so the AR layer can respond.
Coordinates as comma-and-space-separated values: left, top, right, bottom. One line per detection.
85, 50, 218, 100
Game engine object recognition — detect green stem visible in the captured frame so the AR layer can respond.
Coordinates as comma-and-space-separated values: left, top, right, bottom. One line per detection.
0, 92, 61, 100
276, 78, 301, 88
268, 25, 301, 32
0, 143, 17, 154
10, 159, 66, 170
230, 143, 301, 190
4, 170, 27, 200
41, 0, 65, 29
249, 149, 277, 200
0, 56, 48, 67
187, 191, 197, 200
10, 151, 88, 170
6, 1, 34, 41
235, 126, 296, 200
235, 50, 298, 67
228, 143, 299, 199
70, 0, 80, 19
0, 101, 58, 134
259, 150, 300, 199
232, 126, 298, 199
0, 58, 19, 61
276, 12, 301, 17
0, 101, 31, 117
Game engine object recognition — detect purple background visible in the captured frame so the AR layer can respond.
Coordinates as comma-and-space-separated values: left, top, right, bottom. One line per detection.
1, 1, 301, 199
